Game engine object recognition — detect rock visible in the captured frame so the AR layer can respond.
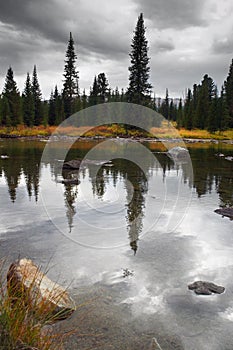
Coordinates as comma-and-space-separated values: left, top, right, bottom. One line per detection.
188, 281, 225, 295
63, 159, 82, 170
63, 158, 111, 170
215, 208, 233, 220
167, 147, 189, 161
7, 258, 76, 321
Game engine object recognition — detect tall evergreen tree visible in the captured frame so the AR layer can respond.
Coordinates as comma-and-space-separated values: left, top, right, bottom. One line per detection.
184, 89, 193, 130
224, 59, 233, 127
207, 86, 218, 132
97, 73, 109, 103
219, 85, 231, 130
2, 67, 22, 126
89, 76, 99, 106
48, 86, 64, 125
127, 13, 152, 105
22, 73, 34, 126
48, 89, 55, 126
63, 32, 79, 118
177, 98, 184, 128
1, 96, 11, 126
32, 65, 43, 125
195, 74, 215, 129
81, 89, 88, 109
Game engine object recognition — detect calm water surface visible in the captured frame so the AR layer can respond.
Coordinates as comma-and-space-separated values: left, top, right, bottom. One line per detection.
0, 138, 233, 350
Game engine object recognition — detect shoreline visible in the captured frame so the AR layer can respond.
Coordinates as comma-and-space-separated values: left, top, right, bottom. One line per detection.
1, 134, 233, 144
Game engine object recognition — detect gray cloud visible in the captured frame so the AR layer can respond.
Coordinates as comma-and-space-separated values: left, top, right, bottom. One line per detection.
212, 37, 233, 55
0, 0, 130, 59
0, 0, 232, 99
152, 39, 175, 53
135, 0, 207, 29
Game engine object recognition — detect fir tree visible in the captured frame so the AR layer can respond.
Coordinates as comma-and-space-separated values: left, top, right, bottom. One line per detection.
1, 96, 11, 126
127, 13, 152, 105
2, 67, 22, 126
219, 85, 231, 130
48, 89, 55, 125
169, 99, 177, 121
89, 76, 99, 105
165, 88, 169, 120
195, 74, 215, 129
63, 32, 79, 118
81, 89, 88, 109
207, 86, 218, 132
177, 98, 183, 128
184, 89, 193, 130
48, 86, 63, 125
97, 73, 109, 103
22, 73, 35, 126
32, 65, 43, 125
224, 59, 233, 127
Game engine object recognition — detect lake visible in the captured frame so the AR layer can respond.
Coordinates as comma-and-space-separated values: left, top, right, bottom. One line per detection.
0, 138, 233, 350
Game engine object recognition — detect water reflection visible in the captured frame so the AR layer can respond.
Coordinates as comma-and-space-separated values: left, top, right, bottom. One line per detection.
0, 140, 232, 251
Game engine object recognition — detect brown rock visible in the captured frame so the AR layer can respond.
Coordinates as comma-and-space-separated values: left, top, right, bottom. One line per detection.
7, 258, 76, 321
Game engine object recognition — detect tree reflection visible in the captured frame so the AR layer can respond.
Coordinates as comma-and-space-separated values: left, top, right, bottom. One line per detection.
0, 141, 232, 253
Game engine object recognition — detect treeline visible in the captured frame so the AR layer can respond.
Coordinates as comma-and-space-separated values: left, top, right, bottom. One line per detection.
159, 70, 233, 131
0, 13, 233, 131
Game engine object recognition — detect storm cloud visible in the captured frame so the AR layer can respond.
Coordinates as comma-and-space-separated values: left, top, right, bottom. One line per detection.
134, 0, 207, 29
0, 0, 232, 98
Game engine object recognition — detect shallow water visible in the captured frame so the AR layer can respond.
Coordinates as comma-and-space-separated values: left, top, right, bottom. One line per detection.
0, 138, 233, 349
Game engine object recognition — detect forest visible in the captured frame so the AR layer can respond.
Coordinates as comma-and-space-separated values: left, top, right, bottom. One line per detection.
0, 13, 232, 133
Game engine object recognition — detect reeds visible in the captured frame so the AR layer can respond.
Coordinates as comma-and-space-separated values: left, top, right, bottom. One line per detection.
0, 259, 73, 350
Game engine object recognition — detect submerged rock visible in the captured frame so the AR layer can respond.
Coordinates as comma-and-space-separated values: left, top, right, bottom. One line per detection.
7, 258, 76, 321
63, 159, 82, 170
63, 158, 112, 170
167, 147, 189, 161
188, 281, 225, 295
215, 207, 233, 220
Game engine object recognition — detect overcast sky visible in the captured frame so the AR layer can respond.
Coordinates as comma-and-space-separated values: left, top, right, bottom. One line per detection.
0, 0, 233, 99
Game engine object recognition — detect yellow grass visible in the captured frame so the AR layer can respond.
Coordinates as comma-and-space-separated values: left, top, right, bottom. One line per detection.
0, 259, 74, 350
0, 124, 232, 140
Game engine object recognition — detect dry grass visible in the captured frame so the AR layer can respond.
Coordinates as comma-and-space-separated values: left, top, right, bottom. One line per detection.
178, 128, 233, 140
0, 259, 74, 350
0, 124, 232, 140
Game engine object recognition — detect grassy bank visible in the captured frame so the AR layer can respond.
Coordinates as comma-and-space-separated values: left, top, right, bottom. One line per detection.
0, 124, 233, 140
0, 260, 74, 350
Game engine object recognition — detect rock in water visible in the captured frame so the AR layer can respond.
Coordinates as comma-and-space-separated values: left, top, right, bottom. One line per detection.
63, 159, 82, 170
167, 147, 189, 161
188, 281, 225, 295
7, 258, 76, 320
215, 208, 233, 220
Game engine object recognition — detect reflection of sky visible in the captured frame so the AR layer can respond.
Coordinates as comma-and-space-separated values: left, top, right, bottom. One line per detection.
1, 157, 233, 349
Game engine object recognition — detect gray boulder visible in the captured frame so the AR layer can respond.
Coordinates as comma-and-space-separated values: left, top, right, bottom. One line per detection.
167, 147, 189, 161
215, 208, 233, 220
188, 281, 225, 295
